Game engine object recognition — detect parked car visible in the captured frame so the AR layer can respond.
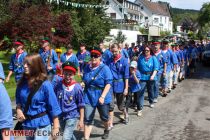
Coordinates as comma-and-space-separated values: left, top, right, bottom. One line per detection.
202, 44, 210, 65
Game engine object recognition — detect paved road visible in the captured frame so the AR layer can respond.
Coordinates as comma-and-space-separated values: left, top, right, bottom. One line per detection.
13, 64, 210, 140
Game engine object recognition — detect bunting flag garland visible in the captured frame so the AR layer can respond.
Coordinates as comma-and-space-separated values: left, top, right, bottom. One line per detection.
47, 0, 138, 25
48, 0, 124, 8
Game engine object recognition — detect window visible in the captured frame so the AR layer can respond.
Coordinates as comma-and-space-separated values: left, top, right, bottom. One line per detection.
154, 18, 159, 24
106, 0, 109, 5
126, 2, 129, 8
145, 17, 148, 20
110, 13, 116, 19
160, 17, 162, 23
130, 14, 133, 19
140, 15, 143, 20
165, 17, 167, 23
141, 6, 144, 10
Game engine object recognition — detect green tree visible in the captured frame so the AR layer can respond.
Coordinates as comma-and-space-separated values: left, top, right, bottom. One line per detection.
198, 2, 210, 26
197, 2, 210, 40
160, 31, 171, 38
139, 27, 148, 34
53, 0, 112, 49
114, 31, 127, 44
171, 8, 199, 31
0, 1, 9, 24
0, 1, 73, 52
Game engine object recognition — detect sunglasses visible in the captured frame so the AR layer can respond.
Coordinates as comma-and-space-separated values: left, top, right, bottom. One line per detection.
144, 50, 150, 52
63, 71, 74, 76
91, 54, 100, 58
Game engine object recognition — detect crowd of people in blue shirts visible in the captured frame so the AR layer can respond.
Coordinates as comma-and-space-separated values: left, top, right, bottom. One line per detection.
0, 38, 205, 140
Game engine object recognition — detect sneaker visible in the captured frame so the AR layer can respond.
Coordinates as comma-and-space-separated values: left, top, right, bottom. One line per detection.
108, 125, 113, 131
13, 114, 17, 120
172, 85, 176, 89
125, 117, 129, 125
134, 106, 137, 111
137, 110, 142, 117
101, 130, 109, 139
150, 104, 154, 108
154, 99, 158, 103
162, 93, 167, 97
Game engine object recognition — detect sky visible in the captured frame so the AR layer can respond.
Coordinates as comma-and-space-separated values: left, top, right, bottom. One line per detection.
129, 0, 209, 10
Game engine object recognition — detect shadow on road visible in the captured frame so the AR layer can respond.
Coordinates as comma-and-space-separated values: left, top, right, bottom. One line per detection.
186, 63, 210, 80
206, 118, 210, 121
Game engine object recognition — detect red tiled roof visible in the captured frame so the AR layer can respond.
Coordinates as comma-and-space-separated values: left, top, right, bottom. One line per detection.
141, 0, 171, 17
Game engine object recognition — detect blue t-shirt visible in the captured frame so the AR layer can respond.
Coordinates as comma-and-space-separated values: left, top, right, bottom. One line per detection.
0, 63, 5, 80
39, 49, 58, 73
168, 49, 178, 70
9, 52, 27, 81
162, 50, 171, 72
108, 57, 129, 93
154, 51, 168, 74
76, 51, 90, 73
137, 55, 159, 81
102, 49, 113, 65
0, 83, 13, 130
121, 48, 129, 59
174, 50, 181, 65
83, 63, 113, 106
60, 53, 79, 68
191, 47, 198, 59
129, 70, 141, 93
16, 80, 61, 128
54, 83, 85, 121
183, 49, 188, 62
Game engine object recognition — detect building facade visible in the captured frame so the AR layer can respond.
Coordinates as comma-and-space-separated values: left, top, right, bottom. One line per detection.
134, 0, 173, 33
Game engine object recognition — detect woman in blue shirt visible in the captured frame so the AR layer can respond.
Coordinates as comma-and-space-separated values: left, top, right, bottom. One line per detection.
137, 46, 159, 112
83, 47, 113, 140
16, 54, 61, 140
53, 62, 85, 140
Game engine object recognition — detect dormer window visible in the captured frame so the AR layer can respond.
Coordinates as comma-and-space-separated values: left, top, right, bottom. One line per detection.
106, 0, 109, 5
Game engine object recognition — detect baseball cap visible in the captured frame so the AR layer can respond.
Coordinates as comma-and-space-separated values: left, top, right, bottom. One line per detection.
130, 61, 137, 68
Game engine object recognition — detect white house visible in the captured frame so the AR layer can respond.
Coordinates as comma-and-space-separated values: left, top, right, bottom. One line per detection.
103, 0, 173, 43
134, 0, 173, 33
103, 0, 143, 44
104, 0, 143, 31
